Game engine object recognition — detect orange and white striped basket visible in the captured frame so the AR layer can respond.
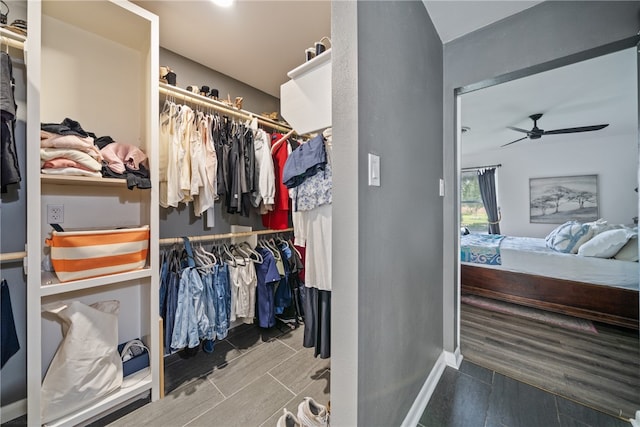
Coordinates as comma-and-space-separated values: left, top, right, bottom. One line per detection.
45, 225, 149, 282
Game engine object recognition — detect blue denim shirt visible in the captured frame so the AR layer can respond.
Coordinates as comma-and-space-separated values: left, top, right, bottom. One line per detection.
282, 134, 326, 189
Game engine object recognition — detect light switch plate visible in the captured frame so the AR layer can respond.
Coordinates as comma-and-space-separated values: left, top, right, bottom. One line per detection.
368, 153, 380, 186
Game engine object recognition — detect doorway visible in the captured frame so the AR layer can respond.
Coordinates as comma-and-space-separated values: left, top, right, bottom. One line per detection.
455, 45, 639, 419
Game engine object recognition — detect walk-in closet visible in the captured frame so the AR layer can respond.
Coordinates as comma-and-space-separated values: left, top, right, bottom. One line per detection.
0, 1, 332, 425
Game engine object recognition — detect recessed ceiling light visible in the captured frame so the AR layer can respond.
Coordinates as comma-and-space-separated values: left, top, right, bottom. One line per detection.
212, 0, 234, 7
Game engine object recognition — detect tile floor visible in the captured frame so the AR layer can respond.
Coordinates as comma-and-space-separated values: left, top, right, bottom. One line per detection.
100, 323, 330, 427
420, 360, 632, 427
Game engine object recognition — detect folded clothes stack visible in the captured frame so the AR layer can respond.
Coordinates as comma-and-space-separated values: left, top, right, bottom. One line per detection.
40, 117, 151, 189
40, 118, 102, 178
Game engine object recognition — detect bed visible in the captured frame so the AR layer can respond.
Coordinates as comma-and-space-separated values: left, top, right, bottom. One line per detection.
460, 233, 639, 329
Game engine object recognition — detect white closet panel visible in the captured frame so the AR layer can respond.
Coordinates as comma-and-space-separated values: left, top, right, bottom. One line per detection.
280, 49, 332, 134
26, 2, 160, 426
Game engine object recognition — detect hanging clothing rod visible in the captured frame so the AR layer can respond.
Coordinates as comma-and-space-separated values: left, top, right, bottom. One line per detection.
158, 227, 294, 246
461, 163, 502, 172
0, 28, 26, 51
159, 82, 293, 134
0, 251, 27, 262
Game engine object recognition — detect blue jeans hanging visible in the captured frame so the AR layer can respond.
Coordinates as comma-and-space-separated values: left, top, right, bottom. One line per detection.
213, 263, 231, 340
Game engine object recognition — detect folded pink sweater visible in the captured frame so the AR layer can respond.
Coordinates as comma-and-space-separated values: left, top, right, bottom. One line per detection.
100, 142, 148, 174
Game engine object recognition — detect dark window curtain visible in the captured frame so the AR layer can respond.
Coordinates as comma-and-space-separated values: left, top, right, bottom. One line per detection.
477, 168, 501, 234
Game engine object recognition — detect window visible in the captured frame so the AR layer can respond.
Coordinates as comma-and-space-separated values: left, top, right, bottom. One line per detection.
461, 171, 488, 233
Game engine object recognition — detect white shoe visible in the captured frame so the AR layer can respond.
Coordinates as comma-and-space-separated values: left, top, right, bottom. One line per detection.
276, 408, 301, 427
297, 397, 329, 427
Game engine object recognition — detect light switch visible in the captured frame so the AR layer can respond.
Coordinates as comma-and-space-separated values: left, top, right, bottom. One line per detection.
368, 153, 380, 186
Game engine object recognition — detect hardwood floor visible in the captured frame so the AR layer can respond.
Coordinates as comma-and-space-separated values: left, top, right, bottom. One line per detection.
460, 301, 640, 420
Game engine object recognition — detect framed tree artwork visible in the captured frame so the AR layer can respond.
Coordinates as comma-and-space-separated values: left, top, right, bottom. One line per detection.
529, 175, 598, 224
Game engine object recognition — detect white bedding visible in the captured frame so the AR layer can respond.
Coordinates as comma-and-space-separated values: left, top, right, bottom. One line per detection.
462, 236, 639, 290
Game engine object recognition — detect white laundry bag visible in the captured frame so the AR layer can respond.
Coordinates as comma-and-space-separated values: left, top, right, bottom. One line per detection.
41, 300, 123, 423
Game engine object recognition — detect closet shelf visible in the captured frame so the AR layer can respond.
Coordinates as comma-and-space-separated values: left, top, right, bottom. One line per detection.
45, 368, 152, 427
287, 48, 331, 79
159, 82, 293, 133
41, 174, 131, 187
40, 267, 152, 297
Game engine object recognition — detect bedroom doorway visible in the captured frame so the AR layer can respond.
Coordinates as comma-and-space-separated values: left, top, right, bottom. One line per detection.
455, 43, 639, 419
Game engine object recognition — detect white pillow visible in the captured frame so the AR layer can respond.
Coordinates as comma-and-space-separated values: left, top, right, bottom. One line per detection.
584, 218, 608, 235
614, 235, 639, 262
584, 218, 628, 236
545, 221, 593, 254
577, 229, 633, 258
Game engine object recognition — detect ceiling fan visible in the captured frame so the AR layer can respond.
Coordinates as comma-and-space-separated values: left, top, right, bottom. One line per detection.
502, 113, 609, 147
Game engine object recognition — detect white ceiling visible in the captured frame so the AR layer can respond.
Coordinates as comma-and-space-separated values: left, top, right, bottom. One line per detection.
460, 47, 637, 155
423, 1, 542, 43
134, 1, 539, 98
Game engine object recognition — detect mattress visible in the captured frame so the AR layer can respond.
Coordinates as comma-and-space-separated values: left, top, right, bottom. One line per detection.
461, 235, 639, 290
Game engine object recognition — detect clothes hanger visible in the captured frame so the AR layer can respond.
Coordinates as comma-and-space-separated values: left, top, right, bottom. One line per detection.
212, 244, 229, 267
239, 241, 263, 264
230, 243, 249, 259
257, 238, 275, 257
195, 244, 217, 267
288, 238, 302, 259
266, 238, 282, 261
222, 242, 240, 267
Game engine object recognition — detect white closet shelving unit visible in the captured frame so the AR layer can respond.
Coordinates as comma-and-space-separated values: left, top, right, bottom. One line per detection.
280, 48, 331, 134
25, 2, 159, 426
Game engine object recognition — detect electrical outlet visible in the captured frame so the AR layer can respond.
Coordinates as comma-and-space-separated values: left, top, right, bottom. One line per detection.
47, 205, 64, 224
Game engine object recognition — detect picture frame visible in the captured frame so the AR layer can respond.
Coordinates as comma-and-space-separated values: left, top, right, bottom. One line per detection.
529, 175, 598, 224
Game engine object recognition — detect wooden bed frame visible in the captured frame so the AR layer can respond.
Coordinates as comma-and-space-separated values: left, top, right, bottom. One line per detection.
461, 264, 639, 330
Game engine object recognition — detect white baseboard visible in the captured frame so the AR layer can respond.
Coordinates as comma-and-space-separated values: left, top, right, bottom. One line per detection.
1, 398, 27, 424
400, 351, 447, 427
444, 347, 463, 369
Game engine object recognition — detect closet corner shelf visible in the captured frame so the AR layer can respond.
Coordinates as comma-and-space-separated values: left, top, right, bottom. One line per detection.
40, 267, 152, 297
44, 368, 152, 427
41, 174, 130, 187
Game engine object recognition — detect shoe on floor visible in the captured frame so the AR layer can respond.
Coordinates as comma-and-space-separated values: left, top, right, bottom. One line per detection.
276, 408, 301, 427
297, 397, 329, 427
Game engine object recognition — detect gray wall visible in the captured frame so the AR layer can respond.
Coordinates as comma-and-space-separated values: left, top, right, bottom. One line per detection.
332, 1, 443, 425
158, 48, 281, 239
442, 1, 640, 353
330, 1, 359, 424
0, 0, 28, 409
160, 48, 280, 118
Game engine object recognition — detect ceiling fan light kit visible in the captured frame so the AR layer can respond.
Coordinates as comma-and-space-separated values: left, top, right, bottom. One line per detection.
502, 113, 609, 147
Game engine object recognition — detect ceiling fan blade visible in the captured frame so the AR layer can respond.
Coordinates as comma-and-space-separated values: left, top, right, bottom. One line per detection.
543, 124, 609, 135
501, 136, 529, 147
507, 126, 531, 134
